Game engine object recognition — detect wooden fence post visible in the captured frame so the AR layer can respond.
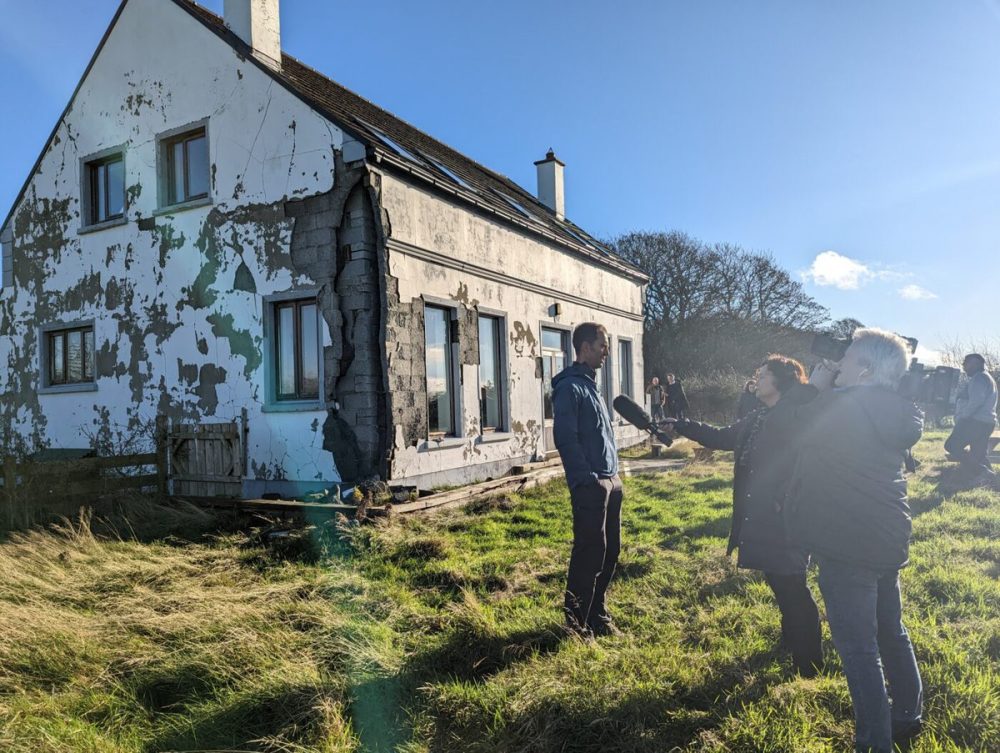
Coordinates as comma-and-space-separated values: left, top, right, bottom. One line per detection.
155, 415, 169, 501
241, 407, 249, 481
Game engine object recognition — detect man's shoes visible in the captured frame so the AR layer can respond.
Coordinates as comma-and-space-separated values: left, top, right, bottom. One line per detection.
563, 620, 595, 641
892, 720, 923, 753
968, 469, 997, 489
588, 619, 622, 637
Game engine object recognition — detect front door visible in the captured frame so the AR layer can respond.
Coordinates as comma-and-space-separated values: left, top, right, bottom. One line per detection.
540, 327, 570, 452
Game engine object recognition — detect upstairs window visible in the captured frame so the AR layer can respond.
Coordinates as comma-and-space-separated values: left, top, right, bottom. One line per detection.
274, 299, 320, 401
85, 154, 125, 225
47, 325, 95, 386
164, 128, 209, 205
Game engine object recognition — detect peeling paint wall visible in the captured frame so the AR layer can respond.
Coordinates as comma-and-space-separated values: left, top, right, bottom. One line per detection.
378, 174, 647, 488
0, 0, 346, 494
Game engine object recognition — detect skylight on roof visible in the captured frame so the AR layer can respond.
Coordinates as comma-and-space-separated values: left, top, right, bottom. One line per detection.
563, 225, 602, 252
491, 189, 540, 223
355, 118, 426, 166
429, 159, 474, 191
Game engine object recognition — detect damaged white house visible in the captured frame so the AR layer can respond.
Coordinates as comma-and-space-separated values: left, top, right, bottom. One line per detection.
0, 0, 648, 496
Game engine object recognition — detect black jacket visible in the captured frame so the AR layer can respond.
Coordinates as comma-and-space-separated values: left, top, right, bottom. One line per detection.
673, 383, 818, 574
666, 382, 689, 412
776, 385, 923, 570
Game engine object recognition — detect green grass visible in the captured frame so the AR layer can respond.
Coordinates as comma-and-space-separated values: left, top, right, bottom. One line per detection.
0, 430, 997, 751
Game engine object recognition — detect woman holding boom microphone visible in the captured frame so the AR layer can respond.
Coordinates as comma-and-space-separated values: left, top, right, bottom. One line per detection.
663, 355, 824, 676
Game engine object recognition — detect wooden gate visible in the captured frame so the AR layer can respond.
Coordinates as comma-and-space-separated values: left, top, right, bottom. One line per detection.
166, 409, 248, 499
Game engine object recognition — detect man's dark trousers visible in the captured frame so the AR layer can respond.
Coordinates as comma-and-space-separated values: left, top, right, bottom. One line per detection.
944, 418, 995, 476
565, 475, 623, 631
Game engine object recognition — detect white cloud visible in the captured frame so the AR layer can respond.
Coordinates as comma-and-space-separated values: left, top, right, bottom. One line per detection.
802, 250, 874, 290
898, 284, 938, 301
913, 344, 942, 366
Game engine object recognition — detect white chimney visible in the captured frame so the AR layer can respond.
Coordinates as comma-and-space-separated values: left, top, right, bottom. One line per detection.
224, 0, 282, 71
534, 149, 565, 221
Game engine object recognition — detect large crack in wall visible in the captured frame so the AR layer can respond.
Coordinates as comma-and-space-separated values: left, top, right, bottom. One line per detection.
285, 153, 387, 483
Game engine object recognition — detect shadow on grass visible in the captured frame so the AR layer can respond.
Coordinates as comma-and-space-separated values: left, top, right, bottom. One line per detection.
146, 683, 332, 753
424, 645, 785, 753
691, 477, 731, 493
409, 623, 567, 683
659, 514, 731, 548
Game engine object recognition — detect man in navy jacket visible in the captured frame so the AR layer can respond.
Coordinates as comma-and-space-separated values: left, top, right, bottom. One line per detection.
552, 322, 622, 637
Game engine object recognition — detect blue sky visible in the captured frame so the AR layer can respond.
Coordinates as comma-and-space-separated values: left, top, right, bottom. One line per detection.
2, 0, 999, 359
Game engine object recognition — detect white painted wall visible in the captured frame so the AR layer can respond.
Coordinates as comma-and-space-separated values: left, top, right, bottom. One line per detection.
0, 0, 343, 493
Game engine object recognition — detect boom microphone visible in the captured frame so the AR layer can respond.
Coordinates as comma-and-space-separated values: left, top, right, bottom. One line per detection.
613, 394, 673, 446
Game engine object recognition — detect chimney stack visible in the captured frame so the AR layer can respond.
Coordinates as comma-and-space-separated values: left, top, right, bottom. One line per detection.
534, 149, 565, 220
224, 0, 282, 71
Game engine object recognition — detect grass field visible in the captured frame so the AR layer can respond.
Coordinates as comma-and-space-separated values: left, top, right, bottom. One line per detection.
0, 430, 997, 752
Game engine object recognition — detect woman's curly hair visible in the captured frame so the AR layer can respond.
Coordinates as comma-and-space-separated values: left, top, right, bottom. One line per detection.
760, 354, 807, 394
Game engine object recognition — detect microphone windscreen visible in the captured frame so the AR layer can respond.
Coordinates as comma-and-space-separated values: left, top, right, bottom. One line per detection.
613, 394, 652, 431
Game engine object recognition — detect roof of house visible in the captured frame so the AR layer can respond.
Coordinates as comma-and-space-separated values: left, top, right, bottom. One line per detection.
3, 0, 647, 283
174, 1, 646, 281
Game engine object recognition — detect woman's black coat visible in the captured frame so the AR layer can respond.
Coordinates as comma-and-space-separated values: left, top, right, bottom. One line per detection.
673, 383, 818, 574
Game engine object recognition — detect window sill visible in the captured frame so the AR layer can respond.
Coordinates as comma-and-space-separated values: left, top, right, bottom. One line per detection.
39, 383, 98, 395
476, 431, 514, 444
78, 217, 128, 235
422, 436, 467, 452
262, 400, 326, 414
153, 196, 212, 216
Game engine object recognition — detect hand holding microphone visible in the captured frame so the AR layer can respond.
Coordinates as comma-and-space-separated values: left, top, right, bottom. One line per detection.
612, 394, 674, 446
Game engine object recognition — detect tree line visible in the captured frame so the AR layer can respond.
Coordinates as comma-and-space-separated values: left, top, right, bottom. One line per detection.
606, 231, 862, 417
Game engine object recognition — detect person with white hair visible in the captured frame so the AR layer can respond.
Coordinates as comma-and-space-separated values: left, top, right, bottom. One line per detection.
774, 328, 924, 753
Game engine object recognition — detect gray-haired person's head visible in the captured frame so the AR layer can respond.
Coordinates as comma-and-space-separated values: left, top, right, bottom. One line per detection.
840, 328, 909, 388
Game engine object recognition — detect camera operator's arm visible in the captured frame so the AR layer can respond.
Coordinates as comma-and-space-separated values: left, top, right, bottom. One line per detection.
552, 384, 598, 489
666, 416, 741, 451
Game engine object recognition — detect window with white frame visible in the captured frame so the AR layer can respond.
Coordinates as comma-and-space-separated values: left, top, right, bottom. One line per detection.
274, 299, 320, 402
425, 305, 456, 436
618, 339, 634, 399
478, 314, 506, 432
541, 327, 570, 421
84, 152, 125, 226
596, 333, 613, 404
45, 324, 95, 386
162, 127, 209, 206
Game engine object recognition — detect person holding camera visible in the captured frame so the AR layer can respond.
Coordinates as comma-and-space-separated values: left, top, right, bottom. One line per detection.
737, 378, 765, 419
779, 329, 923, 753
944, 353, 997, 485
552, 322, 623, 638
664, 355, 823, 677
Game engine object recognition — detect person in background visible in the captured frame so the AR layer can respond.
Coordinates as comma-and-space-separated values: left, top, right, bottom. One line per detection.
737, 378, 765, 419
664, 356, 823, 676
779, 328, 923, 753
552, 322, 623, 638
665, 373, 690, 419
646, 376, 667, 423
944, 353, 997, 486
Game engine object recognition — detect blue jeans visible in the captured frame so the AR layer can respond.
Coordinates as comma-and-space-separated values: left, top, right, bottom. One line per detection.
817, 557, 923, 753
